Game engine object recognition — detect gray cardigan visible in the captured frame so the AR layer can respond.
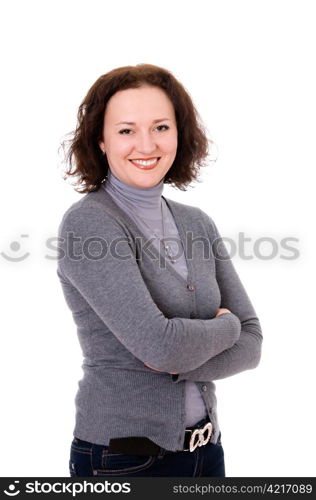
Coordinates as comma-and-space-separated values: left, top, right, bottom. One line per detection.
101, 170, 208, 427
56, 186, 263, 451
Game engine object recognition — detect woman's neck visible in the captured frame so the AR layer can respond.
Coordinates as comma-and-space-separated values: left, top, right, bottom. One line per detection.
102, 169, 165, 219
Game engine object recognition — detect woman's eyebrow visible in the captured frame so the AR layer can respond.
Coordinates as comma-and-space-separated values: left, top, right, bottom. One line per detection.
115, 118, 171, 126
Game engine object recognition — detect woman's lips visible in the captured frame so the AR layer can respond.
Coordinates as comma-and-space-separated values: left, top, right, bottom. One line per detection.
129, 157, 161, 170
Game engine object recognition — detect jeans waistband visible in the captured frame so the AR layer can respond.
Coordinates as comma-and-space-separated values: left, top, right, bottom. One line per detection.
73, 414, 213, 450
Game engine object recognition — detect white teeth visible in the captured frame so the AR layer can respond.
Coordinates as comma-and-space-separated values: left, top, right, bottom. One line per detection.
131, 158, 158, 166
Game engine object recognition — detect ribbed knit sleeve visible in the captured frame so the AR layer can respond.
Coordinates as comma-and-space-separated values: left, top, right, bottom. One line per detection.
172, 211, 263, 382
57, 206, 241, 373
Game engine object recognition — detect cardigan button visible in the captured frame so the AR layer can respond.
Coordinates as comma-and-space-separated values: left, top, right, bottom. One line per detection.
187, 284, 195, 291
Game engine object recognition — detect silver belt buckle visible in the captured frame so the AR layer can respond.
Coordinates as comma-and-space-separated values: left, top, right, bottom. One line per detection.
185, 422, 213, 452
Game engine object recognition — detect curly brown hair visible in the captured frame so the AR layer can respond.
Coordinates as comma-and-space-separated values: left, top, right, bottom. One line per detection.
61, 63, 213, 193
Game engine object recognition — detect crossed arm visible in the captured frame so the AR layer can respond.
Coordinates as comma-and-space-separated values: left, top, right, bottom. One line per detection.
57, 206, 243, 374
145, 210, 263, 382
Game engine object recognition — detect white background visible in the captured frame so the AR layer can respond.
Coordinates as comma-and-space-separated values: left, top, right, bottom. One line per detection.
0, 0, 315, 477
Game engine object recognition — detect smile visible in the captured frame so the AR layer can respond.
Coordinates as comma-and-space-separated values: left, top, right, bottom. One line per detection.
129, 157, 161, 169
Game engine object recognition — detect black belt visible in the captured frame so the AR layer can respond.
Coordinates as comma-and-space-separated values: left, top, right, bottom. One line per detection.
108, 418, 214, 456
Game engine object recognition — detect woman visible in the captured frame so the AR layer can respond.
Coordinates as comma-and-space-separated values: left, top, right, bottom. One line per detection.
57, 63, 263, 477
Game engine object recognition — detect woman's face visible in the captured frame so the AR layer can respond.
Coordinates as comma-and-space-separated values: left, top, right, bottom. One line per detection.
99, 85, 178, 189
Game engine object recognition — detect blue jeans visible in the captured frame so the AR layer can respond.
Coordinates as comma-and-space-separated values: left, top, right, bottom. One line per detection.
69, 417, 225, 477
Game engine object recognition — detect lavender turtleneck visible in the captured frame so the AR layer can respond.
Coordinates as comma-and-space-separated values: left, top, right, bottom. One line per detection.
101, 169, 208, 426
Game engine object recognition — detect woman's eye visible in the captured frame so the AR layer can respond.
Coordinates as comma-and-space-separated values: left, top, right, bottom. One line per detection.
119, 129, 132, 135
156, 125, 170, 131
118, 125, 170, 135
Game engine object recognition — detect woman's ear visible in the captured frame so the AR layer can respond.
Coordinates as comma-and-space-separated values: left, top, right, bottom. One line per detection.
99, 141, 105, 154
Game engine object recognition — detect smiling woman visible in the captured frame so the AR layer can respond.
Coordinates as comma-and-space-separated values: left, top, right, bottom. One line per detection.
98, 85, 178, 188
61, 63, 210, 193
57, 63, 263, 478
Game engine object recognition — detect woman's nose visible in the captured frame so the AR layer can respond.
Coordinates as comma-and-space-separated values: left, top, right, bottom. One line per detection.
135, 132, 157, 154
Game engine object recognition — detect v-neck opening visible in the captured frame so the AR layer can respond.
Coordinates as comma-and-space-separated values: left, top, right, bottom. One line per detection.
98, 188, 192, 286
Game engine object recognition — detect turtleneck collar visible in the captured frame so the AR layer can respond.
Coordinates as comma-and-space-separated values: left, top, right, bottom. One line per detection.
102, 169, 165, 219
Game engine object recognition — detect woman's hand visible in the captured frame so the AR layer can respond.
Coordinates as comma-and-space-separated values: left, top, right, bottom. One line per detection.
144, 311, 231, 373
215, 308, 232, 317
144, 310, 232, 373
144, 362, 178, 375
